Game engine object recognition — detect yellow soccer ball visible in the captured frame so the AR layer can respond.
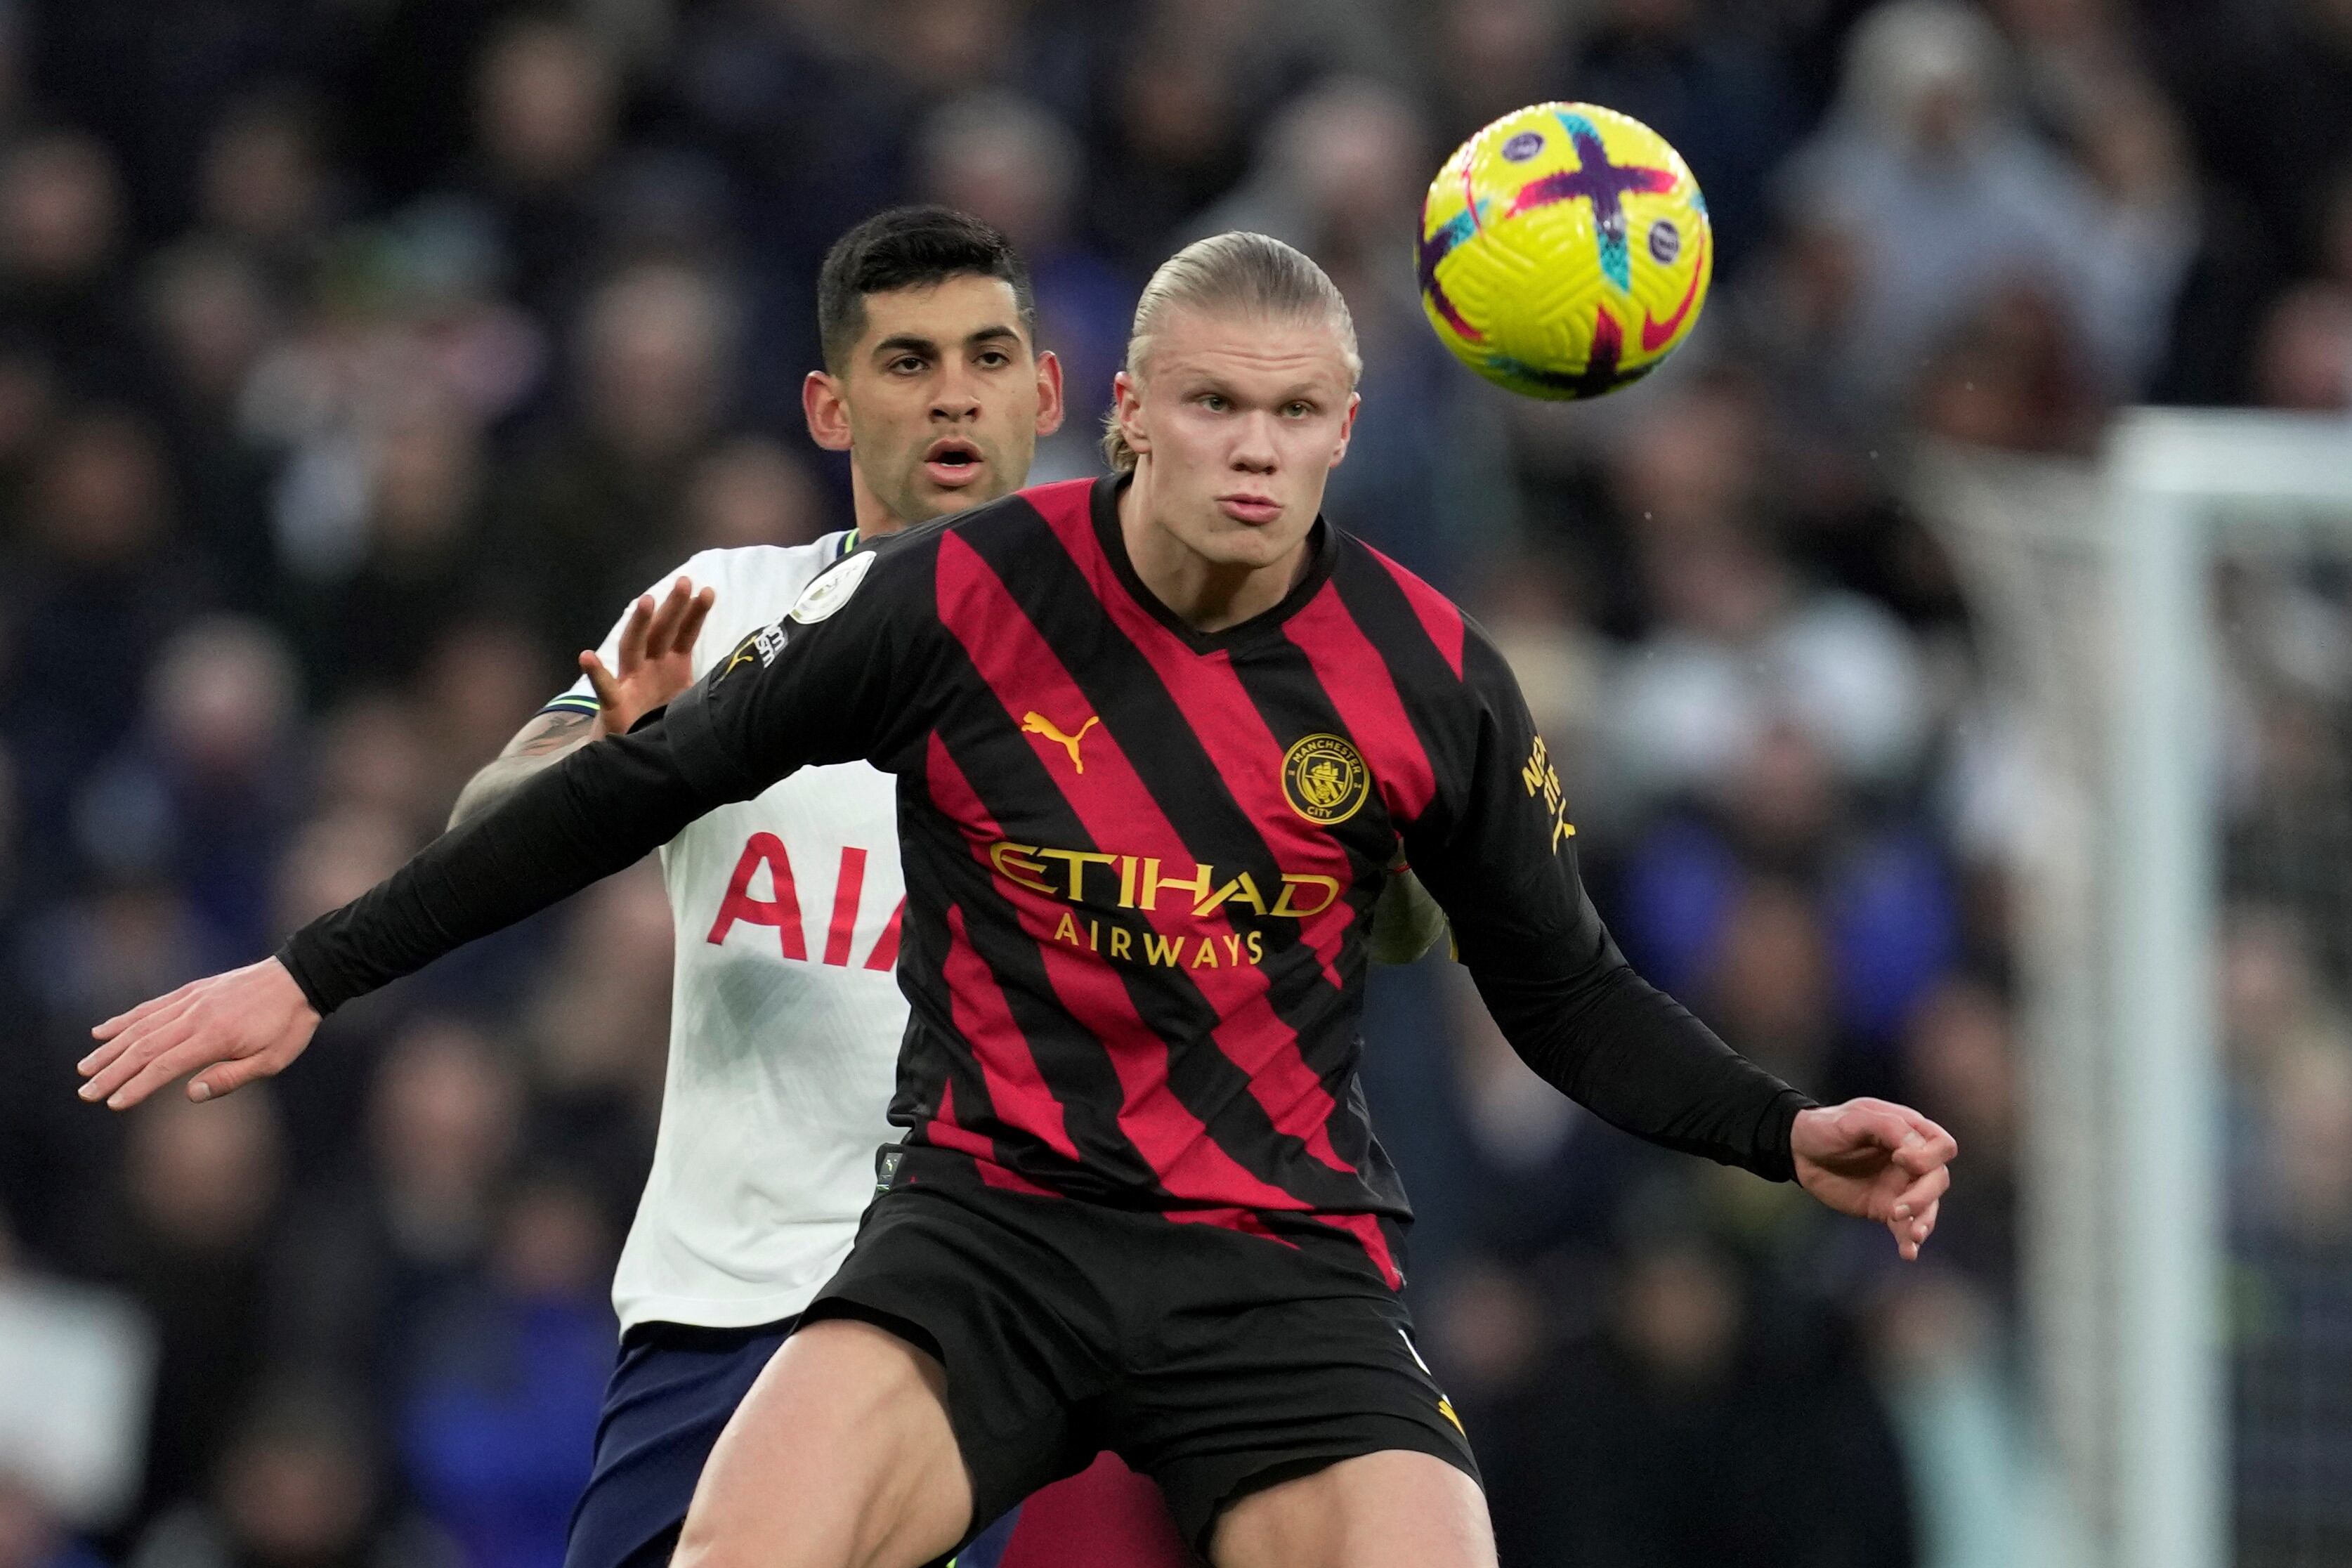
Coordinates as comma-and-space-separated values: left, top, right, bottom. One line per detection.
1418, 102, 1713, 400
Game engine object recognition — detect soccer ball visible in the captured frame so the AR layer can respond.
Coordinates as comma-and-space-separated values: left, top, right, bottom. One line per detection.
1418, 102, 1713, 400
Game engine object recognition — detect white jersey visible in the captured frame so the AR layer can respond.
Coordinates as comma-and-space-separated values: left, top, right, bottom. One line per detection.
547, 532, 905, 1331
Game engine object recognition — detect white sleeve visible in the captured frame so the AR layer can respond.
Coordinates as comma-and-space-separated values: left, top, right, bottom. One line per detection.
538, 552, 727, 718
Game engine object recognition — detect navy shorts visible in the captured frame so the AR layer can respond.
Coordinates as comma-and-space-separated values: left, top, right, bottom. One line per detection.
563, 1317, 1023, 1568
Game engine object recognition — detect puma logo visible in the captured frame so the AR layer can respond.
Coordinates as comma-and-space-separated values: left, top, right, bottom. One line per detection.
1021, 711, 1100, 773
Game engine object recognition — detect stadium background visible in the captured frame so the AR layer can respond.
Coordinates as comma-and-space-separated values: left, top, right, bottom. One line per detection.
0, 0, 2346, 1564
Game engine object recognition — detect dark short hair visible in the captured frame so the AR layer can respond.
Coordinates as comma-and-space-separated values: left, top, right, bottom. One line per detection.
816, 206, 1037, 372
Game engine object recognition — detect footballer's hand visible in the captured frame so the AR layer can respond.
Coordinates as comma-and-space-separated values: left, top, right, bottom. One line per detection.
583, 575, 717, 738
78, 958, 320, 1111
1791, 1098, 1957, 1262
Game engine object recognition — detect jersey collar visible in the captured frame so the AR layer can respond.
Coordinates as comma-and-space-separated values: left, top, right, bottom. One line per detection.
1087, 471, 1338, 655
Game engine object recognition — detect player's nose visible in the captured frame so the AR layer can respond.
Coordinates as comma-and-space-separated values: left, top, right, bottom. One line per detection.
929, 366, 983, 421
1229, 413, 1279, 473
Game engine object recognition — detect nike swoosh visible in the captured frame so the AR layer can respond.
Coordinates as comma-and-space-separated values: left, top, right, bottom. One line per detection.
1640, 230, 1708, 352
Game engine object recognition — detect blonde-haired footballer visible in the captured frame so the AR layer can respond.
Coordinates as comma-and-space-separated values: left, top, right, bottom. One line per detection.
89, 230, 1952, 1568
85, 211, 1440, 1568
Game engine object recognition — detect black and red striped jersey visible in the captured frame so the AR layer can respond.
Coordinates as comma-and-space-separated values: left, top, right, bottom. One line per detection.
287, 473, 1805, 1291
658, 475, 1796, 1286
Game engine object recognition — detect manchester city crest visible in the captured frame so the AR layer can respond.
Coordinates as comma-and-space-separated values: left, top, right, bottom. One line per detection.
1281, 733, 1371, 826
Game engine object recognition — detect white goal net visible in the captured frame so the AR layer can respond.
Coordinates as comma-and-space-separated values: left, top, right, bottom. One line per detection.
1918, 411, 2352, 1568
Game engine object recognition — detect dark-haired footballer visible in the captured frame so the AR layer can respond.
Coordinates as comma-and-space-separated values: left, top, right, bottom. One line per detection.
82, 232, 1947, 1568
480, 206, 1111, 1568
451, 211, 1238, 1568
110, 208, 1184, 1568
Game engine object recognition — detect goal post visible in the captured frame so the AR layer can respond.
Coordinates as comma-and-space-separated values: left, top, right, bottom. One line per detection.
1916, 410, 2352, 1568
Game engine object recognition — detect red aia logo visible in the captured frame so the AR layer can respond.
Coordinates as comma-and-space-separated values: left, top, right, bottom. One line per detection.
705, 834, 903, 970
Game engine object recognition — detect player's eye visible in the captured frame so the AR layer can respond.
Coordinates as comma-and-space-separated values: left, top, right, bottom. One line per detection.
889, 355, 927, 375
1198, 393, 1228, 412
976, 350, 1011, 369
1283, 401, 1314, 418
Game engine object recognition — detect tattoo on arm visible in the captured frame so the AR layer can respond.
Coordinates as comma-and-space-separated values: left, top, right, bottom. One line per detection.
509, 710, 596, 758
447, 710, 600, 831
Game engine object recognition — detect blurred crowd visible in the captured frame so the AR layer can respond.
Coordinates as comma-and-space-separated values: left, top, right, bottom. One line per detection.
0, 1, 2348, 1566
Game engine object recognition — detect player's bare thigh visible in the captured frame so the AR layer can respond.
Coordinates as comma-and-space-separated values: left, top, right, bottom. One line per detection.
673, 1317, 974, 1568
1208, 1449, 1496, 1568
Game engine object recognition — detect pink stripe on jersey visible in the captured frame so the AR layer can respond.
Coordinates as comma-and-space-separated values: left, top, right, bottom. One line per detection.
930, 1082, 1057, 1196
942, 899, 1082, 1161
936, 528, 1354, 1179
1283, 587, 1440, 826
1319, 1212, 1404, 1285
922, 724, 1350, 1257
1364, 543, 1467, 679
1030, 482, 1355, 995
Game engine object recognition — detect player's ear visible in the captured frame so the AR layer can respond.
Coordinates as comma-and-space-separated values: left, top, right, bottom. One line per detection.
1328, 390, 1361, 469
1033, 348, 1066, 438
803, 370, 854, 452
1113, 369, 1149, 457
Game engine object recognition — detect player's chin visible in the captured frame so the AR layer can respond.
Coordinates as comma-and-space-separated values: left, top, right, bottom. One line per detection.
1200, 516, 1309, 567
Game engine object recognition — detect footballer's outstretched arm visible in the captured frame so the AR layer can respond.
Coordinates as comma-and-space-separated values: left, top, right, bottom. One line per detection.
448, 575, 715, 830
78, 705, 747, 1109
1406, 627, 1956, 1260
80, 537, 935, 1111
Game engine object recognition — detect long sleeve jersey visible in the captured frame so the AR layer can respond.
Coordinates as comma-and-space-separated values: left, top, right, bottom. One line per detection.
283, 476, 1811, 1287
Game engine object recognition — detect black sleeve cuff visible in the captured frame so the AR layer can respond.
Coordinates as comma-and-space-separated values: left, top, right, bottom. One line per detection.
1752, 1087, 1817, 1184
273, 935, 337, 1017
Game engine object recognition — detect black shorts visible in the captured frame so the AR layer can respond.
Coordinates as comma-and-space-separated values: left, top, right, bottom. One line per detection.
800, 1146, 1478, 1554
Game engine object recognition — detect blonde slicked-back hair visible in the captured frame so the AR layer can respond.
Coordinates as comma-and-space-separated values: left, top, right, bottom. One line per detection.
1102, 232, 1362, 472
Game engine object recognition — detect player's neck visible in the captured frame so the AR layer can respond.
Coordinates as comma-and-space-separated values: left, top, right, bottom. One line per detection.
847, 466, 910, 542
1116, 469, 1310, 634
